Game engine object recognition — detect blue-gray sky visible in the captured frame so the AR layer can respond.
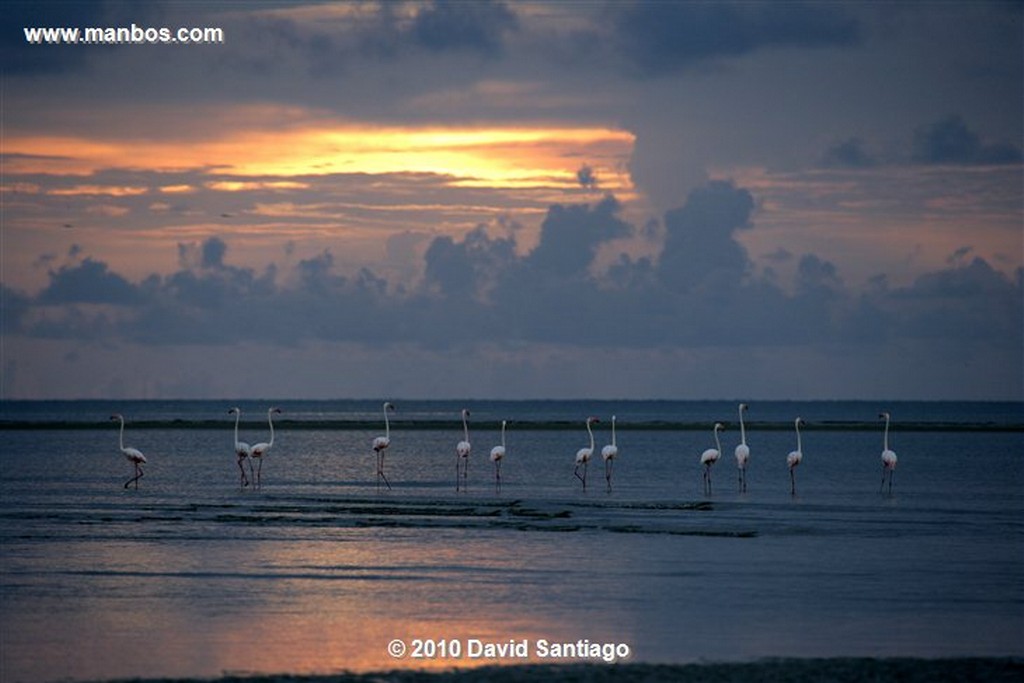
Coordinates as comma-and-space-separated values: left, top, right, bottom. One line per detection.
2, 1, 1021, 400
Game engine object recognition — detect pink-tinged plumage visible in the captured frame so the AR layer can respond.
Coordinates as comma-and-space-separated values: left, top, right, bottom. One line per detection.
228, 407, 251, 488
601, 415, 619, 492
701, 422, 724, 495
787, 417, 804, 495
374, 402, 395, 490
249, 407, 281, 489
574, 417, 599, 491
490, 420, 507, 490
879, 411, 898, 494
735, 403, 750, 492
456, 409, 471, 491
110, 413, 146, 489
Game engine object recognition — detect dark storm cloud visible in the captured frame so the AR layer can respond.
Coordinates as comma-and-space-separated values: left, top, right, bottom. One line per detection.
912, 115, 1023, 165
7, 183, 1022, 365
609, 1, 861, 76
411, 0, 518, 56
658, 180, 755, 293
820, 137, 876, 168
38, 257, 142, 305
524, 194, 632, 278
2, 1, 106, 74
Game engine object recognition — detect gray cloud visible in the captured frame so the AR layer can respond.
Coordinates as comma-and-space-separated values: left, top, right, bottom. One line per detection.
912, 115, 1022, 165
820, 137, 877, 168
609, 1, 862, 76
412, 0, 518, 56
5, 182, 1021, 399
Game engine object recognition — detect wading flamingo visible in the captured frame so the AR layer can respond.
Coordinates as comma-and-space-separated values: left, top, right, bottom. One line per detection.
110, 413, 146, 489
456, 409, 471, 491
249, 407, 281, 489
490, 420, 507, 491
787, 417, 804, 496
879, 411, 898, 494
735, 403, 750, 492
373, 402, 395, 491
701, 422, 724, 495
228, 407, 250, 488
574, 417, 599, 491
601, 415, 619, 492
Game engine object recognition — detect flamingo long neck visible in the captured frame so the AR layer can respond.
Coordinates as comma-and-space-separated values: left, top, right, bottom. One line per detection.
795, 420, 802, 452
714, 427, 722, 453
267, 409, 276, 447
883, 415, 890, 451
462, 412, 469, 443
233, 411, 241, 448
118, 417, 126, 451
586, 420, 594, 450
501, 421, 506, 448
384, 405, 391, 440
739, 407, 747, 445
611, 417, 616, 447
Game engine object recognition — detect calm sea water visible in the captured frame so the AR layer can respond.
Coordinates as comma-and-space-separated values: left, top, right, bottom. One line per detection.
1, 400, 1022, 682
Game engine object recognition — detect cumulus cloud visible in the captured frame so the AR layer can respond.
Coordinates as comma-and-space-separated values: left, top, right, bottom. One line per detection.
609, 1, 861, 76
912, 115, 1022, 165
411, 0, 518, 56
4, 180, 1021, 398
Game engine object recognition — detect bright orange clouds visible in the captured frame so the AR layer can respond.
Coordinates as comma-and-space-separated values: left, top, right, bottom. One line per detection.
5, 121, 636, 194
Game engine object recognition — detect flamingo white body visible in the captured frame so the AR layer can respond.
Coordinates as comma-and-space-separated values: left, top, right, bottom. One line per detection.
879, 411, 898, 494
456, 409, 471, 491
228, 407, 251, 488
735, 403, 750, 492
574, 417, 599, 491
249, 407, 281, 489
373, 402, 395, 491
601, 415, 619, 492
490, 420, 507, 490
787, 417, 804, 495
701, 422, 724, 495
111, 413, 147, 489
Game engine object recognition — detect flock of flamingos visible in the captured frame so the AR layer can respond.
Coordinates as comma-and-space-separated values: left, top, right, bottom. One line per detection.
109, 403, 900, 495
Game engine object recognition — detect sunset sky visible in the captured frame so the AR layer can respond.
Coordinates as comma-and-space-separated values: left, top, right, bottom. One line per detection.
2, 1, 1021, 400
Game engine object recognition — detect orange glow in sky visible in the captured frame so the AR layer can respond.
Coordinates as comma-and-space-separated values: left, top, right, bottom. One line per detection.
5, 123, 636, 193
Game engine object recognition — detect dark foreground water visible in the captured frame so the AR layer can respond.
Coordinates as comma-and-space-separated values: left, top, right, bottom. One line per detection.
1, 400, 1021, 682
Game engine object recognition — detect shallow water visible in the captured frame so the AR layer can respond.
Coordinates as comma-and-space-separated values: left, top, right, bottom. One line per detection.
1, 401, 1022, 682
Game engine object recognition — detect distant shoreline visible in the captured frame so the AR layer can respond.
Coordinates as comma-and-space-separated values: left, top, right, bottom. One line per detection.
1, 418, 1020, 431
83, 657, 1024, 683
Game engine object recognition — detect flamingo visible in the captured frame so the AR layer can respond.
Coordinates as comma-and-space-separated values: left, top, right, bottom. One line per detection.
601, 415, 619, 492
490, 420, 507, 491
373, 402, 395, 491
249, 407, 281, 489
110, 413, 146, 489
879, 411, 898, 494
701, 422, 724, 495
456, 409, 471, 491
574, 417, 599, 491
228, 407, 250, 488
787, 417, 804, 496
735, 403, 750, 492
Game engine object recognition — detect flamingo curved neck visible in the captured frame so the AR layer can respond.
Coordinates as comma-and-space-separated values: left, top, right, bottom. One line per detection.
586, 420, 594, 450
384, 405, 391, 440
462, 413, 469, 442
714, 427, 722, 453
611, 417, 616, 446
739, 407, 747, 445
795, 420, 802, 452
118, 417, 126, 451
501, 421, 506, 447
883, 416, 890, 451
267, 410, 276, 447
233, 411, 241, 447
